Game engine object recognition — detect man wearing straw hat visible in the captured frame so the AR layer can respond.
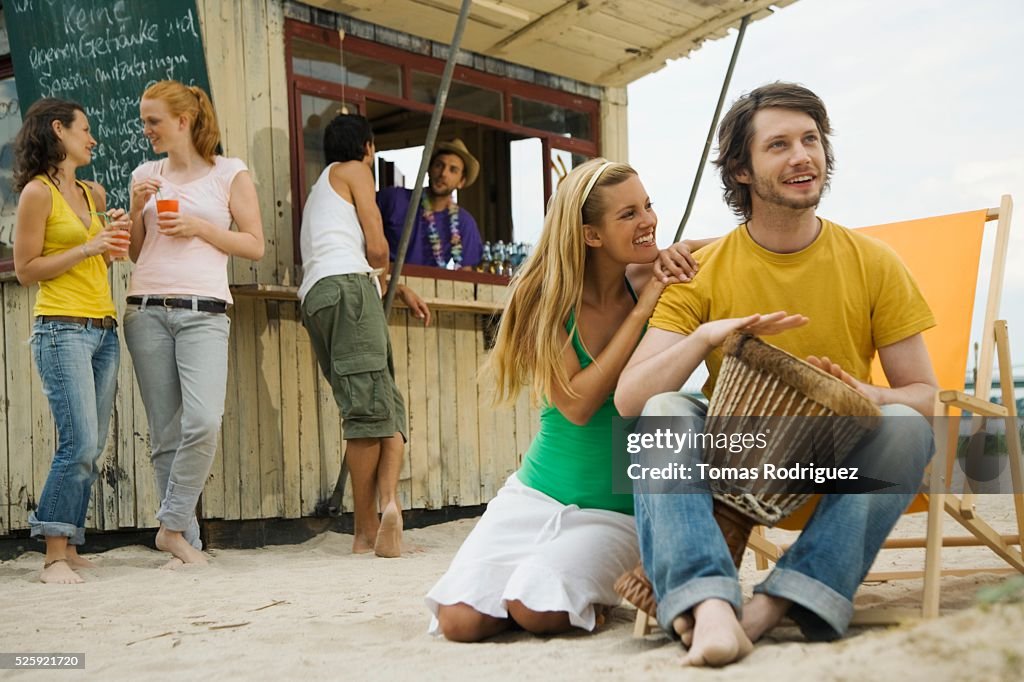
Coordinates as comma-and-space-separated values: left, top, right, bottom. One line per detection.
377, 138, 484, 270
615, 82, 938, 666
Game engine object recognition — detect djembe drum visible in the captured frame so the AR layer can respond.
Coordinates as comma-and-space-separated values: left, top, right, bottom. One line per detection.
615, 332, 882, 618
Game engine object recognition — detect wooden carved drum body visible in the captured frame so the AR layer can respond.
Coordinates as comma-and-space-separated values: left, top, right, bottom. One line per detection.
613, 333, 883, 617
706, 332, 882, 566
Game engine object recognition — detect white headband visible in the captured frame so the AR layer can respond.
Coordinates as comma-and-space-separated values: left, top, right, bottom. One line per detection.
581, 161, 614, 206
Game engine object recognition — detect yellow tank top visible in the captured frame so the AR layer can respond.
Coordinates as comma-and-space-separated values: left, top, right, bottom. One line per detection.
32, 176, 117, 319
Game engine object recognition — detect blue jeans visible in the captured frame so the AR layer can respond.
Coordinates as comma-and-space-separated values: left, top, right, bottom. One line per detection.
28, 319, 119, 544
633, 392, 933, 640
123, 299, 230, 548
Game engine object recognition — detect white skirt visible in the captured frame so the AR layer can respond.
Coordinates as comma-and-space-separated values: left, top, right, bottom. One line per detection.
425, 473, 639, 633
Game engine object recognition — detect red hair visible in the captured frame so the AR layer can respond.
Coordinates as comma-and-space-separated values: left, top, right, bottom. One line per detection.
143, 80, 220, 163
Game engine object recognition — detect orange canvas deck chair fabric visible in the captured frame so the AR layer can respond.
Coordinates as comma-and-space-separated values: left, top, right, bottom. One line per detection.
770, 206, 987, 529
632, 197, 1023, 636
747, 196, 1024, 623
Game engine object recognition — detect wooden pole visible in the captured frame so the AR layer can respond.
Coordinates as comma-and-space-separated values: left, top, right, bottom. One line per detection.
383, 0, 473, 316
674, 13, 750, 242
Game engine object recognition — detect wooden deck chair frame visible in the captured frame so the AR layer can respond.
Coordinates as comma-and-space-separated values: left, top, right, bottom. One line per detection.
753, 195, 1024, 624
632, 196, 1023, 636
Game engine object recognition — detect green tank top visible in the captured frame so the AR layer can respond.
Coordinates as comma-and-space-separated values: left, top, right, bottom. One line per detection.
516, 282, 639, 515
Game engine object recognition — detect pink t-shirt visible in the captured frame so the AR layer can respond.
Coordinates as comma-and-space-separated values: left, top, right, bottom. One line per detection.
127, 156, 248, 303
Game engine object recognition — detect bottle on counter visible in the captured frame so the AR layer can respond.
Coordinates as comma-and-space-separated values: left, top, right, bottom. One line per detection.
491, 240, 506, 276
509, 242, 526, 272
477, 242, 493, 273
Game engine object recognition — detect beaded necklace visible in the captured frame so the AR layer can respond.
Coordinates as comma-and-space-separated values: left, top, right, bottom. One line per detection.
421, 194, 462, 268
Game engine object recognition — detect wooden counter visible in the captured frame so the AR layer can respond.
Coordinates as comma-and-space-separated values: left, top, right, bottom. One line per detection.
0, 273, 535, 539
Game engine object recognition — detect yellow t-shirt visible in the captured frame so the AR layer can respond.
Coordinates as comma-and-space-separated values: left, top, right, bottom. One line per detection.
32, 176, 117, 319
650, 219, 935, 398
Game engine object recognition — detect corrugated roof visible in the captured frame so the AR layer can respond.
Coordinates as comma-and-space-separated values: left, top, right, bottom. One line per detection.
299, 0, 799, 87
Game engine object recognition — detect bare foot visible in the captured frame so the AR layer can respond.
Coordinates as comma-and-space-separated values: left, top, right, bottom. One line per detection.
64, 547, 97, 570
155, 527, 208, 565
352, 535, 376, 554
682, 599, 753, 667
41, 559, 83, 584
160, 557, 186, 570
374, 502, 402, 558
741, 593, 790, 643
673, 613, 695, 647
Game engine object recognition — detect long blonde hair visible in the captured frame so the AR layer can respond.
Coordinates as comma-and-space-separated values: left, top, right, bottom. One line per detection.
486, 158, 638, 405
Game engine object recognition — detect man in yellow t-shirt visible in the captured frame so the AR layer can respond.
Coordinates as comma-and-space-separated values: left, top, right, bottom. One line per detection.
615, 83, 938, 666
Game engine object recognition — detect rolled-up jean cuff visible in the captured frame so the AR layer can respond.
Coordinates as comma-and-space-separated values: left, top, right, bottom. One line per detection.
656, 576, 743, 635
185, 516, 203, 550
28, 513, 77, 542
754, 567, 852, 640
72, 527, 86, 546
157, 481, 204, 532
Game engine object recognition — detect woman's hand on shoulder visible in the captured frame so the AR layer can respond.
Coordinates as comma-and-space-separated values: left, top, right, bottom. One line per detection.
652, 241, 700, 284
652, 236, 720, 283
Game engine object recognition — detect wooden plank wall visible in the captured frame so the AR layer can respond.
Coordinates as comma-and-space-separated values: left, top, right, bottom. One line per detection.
0, 276, 534, 535
0, 0, 539, 538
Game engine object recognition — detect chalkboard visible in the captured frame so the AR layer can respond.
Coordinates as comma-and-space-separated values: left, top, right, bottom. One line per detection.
4, 0, 211, 210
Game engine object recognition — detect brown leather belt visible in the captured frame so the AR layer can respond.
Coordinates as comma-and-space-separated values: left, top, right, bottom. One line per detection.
37, 315, 117, 329
126, 296, 228, 314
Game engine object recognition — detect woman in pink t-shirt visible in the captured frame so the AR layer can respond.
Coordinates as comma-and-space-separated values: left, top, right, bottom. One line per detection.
124, 80, 264, 566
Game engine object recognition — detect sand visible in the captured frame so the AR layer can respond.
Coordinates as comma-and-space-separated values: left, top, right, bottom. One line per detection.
1, 498, 1022, 681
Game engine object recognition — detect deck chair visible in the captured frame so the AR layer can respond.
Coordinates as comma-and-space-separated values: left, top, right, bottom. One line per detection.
632, 196, 1023, 636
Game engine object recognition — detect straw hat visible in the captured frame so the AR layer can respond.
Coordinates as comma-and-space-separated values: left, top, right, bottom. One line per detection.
432, 138, 479, 188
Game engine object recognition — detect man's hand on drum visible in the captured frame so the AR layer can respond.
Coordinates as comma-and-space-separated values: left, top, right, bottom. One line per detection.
695, 311, 809, 349
806, 355, 883, 404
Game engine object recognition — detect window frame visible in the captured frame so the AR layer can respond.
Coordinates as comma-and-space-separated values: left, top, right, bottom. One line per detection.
285, 19, 599, 263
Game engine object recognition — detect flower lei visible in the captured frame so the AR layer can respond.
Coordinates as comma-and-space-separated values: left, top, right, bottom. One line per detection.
421, 194, 462, 268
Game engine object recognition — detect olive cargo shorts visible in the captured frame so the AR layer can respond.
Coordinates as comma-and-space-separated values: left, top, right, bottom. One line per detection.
301, 274, 407, 441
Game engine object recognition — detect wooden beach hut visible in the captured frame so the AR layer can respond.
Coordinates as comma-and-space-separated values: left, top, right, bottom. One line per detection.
0, 0, 795, 549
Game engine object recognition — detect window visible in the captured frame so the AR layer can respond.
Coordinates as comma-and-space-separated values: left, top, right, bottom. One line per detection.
511, 96, 592, 141
292, 38, 401, 98
410, 71, 502, 121
286, 20, 599, 261
298, 94, 360, 197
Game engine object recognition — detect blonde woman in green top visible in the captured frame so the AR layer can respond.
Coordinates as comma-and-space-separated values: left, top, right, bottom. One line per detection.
426, 159, 713, 641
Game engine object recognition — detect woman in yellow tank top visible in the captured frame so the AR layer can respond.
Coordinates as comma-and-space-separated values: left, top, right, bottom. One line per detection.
13, 98, 131, 584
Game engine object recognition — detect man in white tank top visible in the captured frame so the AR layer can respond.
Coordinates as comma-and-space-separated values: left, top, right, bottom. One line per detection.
298, 114, 431, 558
